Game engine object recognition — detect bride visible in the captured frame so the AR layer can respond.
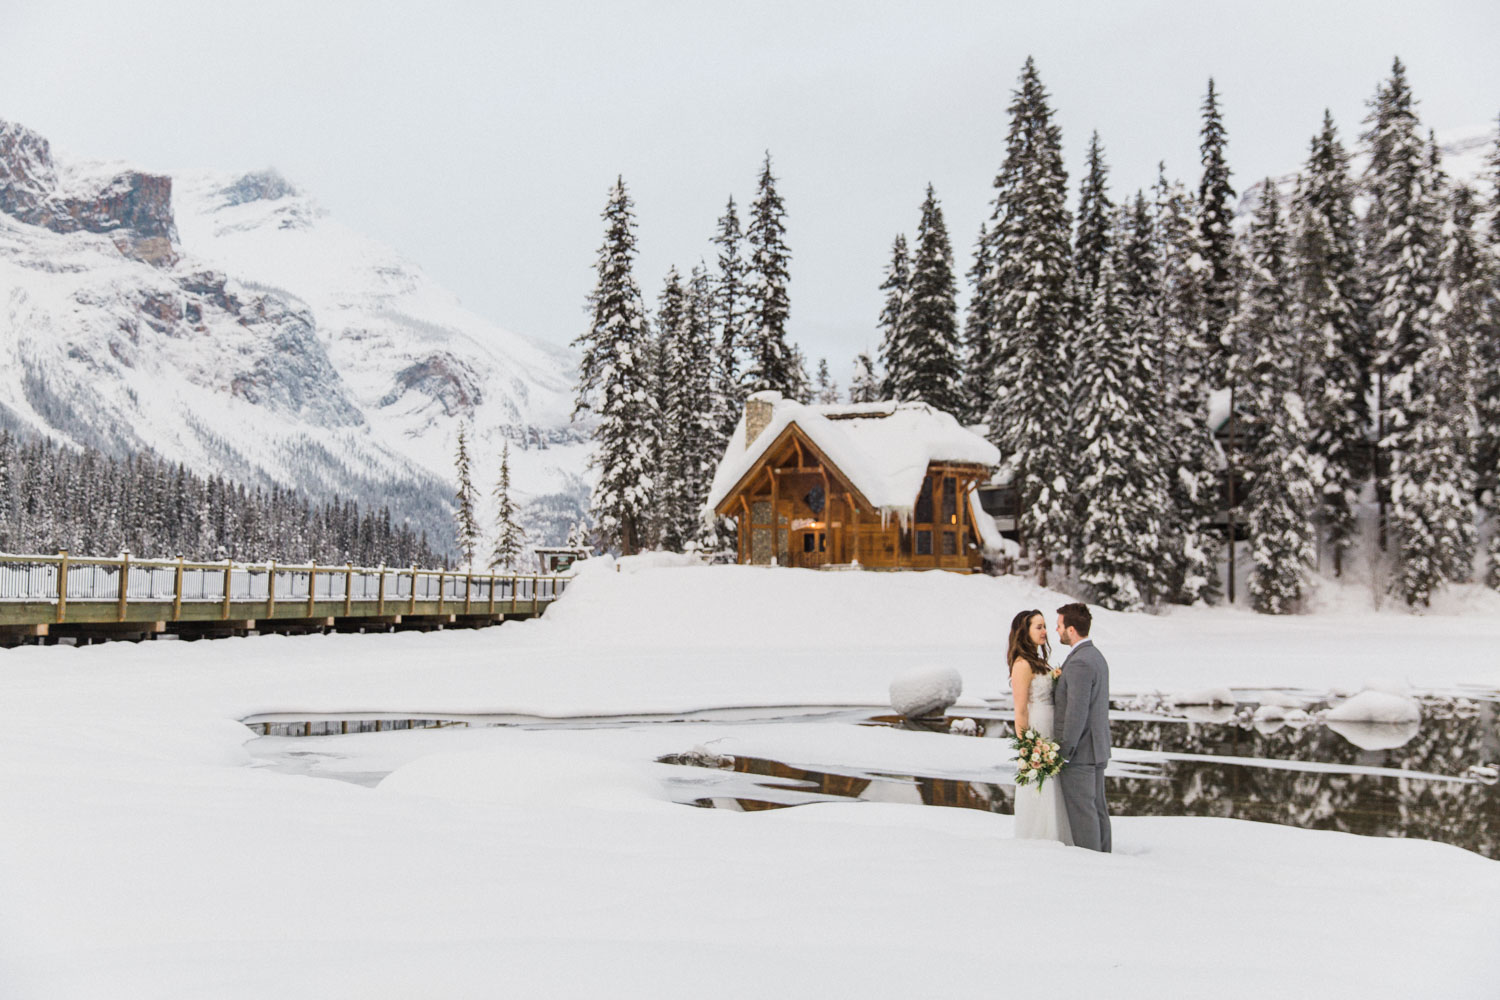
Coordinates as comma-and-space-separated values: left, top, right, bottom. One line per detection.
1007, 609, 1073, 845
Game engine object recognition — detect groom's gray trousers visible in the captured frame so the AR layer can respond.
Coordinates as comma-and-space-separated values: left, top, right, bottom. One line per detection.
1054, 640, 1113, 853
1058, 762, 1110, 853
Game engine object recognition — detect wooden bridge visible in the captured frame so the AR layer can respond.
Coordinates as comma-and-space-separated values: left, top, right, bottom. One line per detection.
0, 551, 569, 647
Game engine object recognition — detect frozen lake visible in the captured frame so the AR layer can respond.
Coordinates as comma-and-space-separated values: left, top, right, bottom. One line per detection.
247, 688, 1500, 859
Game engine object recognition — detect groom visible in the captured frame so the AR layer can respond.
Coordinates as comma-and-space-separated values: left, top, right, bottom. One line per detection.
1053, 602, 1112, 853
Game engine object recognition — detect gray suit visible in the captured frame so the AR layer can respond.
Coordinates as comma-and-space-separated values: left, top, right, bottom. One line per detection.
1053, 639, 1112, 852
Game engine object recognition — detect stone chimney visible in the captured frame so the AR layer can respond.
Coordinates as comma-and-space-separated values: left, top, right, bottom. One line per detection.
744, 392, 778, 449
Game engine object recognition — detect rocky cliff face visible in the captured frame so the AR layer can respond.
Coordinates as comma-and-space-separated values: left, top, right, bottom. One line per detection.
0, 118, 590, 553
0, 120, 178, 265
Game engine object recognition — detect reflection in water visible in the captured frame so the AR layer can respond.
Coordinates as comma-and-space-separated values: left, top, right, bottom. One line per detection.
685, 698, 1500, 860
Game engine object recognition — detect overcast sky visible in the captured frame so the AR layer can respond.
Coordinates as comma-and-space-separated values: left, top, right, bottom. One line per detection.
4, 2, 1497, 381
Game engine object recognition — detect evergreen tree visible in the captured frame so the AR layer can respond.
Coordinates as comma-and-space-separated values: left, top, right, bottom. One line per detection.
488, 441, 525, 570
743, 152, 795, 395
961, 221, 995, 424
978, 57, 1075, 579
814, 358, 839, 404
1483, 123, 1500, 588
877, 233, 911, 399
1073, 226, 1171, 612
1197, 78, 1239, 384
712, 196, 750, 439
653, 265, 721, 551
786, 343, 812, 404
452, 423, 480, 568
1235, 183, 1318, 614
849, 352, 881, 403
572, 177, 658, 555
684, 264, 724, 549
1363, 61, 1457, 601
653, 267, 690, 551
1151, 164, 1219, 604
901, 184, 964, 414
1291, 111, 1370, 576
1073, 131, 1114, 309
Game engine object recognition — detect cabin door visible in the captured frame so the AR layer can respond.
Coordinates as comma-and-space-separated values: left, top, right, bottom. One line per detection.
790, 527, 828, 569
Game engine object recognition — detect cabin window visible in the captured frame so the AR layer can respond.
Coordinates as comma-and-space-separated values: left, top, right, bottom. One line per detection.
801, 532, 826, 553
804, 486, 825, 515
916, 530, 933, 555
942, 531, 957, 555
915, 476, 934, 522
942, 477, 957, 522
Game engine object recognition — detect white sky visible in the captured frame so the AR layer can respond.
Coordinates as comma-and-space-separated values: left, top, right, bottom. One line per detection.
3, 2, 1497, 383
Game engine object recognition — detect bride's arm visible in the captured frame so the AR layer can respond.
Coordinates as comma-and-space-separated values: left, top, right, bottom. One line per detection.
1009, 659, 1032, 733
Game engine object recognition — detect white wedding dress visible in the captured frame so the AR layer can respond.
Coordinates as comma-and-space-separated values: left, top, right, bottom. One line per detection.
1012, 673, 1074, 845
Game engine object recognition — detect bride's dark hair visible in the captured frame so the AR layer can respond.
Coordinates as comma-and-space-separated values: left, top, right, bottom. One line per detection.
1007, 609, 1052, 677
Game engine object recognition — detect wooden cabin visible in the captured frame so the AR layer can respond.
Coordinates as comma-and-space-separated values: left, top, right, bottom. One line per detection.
706, 393, 1002, 571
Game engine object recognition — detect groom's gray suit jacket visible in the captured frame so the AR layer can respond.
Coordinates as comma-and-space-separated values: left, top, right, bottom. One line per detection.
1053, 640, 1111, 764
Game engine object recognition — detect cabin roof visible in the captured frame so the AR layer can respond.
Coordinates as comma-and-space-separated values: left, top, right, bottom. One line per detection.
705, 392, 1000, 517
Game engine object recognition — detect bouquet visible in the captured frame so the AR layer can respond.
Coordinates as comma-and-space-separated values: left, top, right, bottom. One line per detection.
1011, 728, 1064, 790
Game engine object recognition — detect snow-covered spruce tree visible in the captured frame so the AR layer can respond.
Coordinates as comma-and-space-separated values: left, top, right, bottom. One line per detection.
682, 264, 723, 549
814, 357, 839, 404
1291, 110, 1371, 577
1483, 122, 1500, 588
572, 176, 658, 556
1415, 181, 1489, 584
1073, 226, 1171, 612
787, 343, 812, 404
961, 220, 996, 425
901, 184, 964, 415
1362, 61, 1456, 601
743, 152, 795, 395
849, 352, 881, 403
1197, 78, 1239, 387
1233, 183, 1317, 614
653, 267, 691, 552
1150, 165, 1219, 604
979, 57, 1075, 579
1073, 131, 1114, 311
877, 233, 911, 400
452, 423, 480, 568
488, 441, 525, 570
712, 196, 750, 439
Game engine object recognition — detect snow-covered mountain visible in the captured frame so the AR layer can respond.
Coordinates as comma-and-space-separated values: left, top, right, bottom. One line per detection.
0, 119, 590, 553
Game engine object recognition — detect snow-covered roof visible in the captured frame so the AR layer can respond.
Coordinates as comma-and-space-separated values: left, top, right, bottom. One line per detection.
705, 392, 1000, 517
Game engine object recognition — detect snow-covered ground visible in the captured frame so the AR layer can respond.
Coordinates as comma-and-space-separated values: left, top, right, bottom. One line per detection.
2, 560, 1498, 998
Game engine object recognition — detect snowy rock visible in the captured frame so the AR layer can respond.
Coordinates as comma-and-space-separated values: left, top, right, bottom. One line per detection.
1466, 764, 1499, 785
1179, 704, 1236, 724
889, 666, 962, 718
1169, 687, 1236, 707
1281, 708, 1312, 727
1252, 704, 1289, 722
948, 718, 979, 736
1326, 720, 1420, 751
1326, 690, 1421, 724
656, 745, 735, 769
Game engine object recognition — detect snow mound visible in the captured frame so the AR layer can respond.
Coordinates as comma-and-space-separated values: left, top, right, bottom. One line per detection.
1326, 689, 1422, 724
889, 666, 962, 717
376, 749, 668, 811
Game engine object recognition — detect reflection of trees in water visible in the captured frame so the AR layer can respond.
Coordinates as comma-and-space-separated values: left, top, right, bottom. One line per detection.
1105, 705, 1500, 858
695, 702, 1500, 858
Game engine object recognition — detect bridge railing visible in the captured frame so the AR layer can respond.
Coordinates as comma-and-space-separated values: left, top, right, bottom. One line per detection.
0, 551, 568, 621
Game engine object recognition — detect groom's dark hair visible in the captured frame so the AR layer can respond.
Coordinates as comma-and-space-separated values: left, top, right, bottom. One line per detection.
1056, 602, 1092, 636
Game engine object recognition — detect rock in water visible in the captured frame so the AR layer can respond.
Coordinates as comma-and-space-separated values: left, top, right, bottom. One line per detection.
889, 666, 962, 718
